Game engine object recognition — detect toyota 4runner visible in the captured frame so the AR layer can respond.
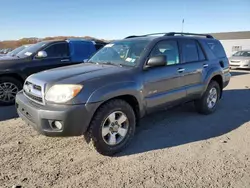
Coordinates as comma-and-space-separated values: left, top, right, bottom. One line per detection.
16, 32, 231, 156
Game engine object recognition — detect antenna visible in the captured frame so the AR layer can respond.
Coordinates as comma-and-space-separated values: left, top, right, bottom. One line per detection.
181, 19, 184, 33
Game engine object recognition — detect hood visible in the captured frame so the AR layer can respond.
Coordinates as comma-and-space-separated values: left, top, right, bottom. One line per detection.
0, 56, 29, 70
229, 56, 250, 61
28, 63, 133, 84
0, 55, 20, 60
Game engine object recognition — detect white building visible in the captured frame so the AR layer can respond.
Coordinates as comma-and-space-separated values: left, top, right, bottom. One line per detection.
209, 31, 250, 57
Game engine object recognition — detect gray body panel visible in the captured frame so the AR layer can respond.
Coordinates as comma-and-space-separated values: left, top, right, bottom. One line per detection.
16, 35, 231, 136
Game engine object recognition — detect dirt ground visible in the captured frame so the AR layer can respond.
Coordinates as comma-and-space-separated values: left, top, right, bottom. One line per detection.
0, 70, 250, 188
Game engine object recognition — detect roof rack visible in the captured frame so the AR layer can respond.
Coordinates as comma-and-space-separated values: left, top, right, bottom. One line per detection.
165, 32, 213, 38
124, 33, 168, 39
124, 32, 214, 39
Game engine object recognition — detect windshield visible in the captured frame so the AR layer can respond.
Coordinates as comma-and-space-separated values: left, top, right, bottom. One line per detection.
16, 41, 48, 58
233, 51, 250, 57
7, 45, 28, 56
88, 40, 151, 66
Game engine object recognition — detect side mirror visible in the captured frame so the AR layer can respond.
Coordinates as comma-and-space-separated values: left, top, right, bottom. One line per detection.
83, 59, 89, 63
146, 55, 166, 68
36, 51, 47, 58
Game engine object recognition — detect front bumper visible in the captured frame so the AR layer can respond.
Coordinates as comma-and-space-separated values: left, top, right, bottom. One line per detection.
230, 62, 250, 69
223, 72, 231, 88
16, 91, 100, 137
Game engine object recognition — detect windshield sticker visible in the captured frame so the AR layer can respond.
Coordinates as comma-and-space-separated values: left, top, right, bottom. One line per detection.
131, 59, 136, 63
126, 57, 132, 62
125, 58, 136, 63
24, 52, 32, 56
105, 44, 114, 48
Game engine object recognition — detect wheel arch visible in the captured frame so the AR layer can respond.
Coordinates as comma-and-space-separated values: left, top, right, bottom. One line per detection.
210, 75, 223, 98
203, 67, 224, 98
0, 73, 25, 84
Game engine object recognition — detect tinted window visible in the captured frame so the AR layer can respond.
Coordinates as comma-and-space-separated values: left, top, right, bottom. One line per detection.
206, 40, 226, 58
44, 43, 69, 58
181, 40, 199, 63
197, 42, 206, 61
95, 44, 104, 51
150, 40, 179, 65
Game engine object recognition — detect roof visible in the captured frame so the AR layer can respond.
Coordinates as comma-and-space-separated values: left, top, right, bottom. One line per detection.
209, 31, 250, 40
120, 31, 250, 42
124, 36, 158, 41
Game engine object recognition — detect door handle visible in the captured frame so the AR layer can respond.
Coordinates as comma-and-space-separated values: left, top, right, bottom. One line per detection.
178, 68, 185, 73
203, 64, 208, 68
61, 59, 70, 62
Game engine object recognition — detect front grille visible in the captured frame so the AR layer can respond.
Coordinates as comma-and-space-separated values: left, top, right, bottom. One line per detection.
230, 60, 240, 63
23, 80, 44, 104
24, 90, 43, 103
33, 85, 42, 91
26, 81, 42, 91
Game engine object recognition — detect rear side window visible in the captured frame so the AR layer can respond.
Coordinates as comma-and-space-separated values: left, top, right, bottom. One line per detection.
197, 43, 206, 61
205, 40, 226, 58
44, 42, 69, 58
181, 40, 199, 63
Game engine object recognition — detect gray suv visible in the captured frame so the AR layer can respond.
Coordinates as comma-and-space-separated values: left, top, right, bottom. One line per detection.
16, 32, 231, 156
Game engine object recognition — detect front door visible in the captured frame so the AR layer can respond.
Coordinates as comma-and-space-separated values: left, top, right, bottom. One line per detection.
143, 40, 186, 112
25, 42, 73, 75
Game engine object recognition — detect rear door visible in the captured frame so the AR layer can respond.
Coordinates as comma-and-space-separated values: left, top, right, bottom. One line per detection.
27, 42, 74, 75
178, 39, 208, 99
143, 39, 186, 112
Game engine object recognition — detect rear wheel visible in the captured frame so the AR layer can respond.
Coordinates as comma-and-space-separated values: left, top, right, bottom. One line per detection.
195, 81, 221, 115
85, 99, 136, 156
0, 77, 22, 106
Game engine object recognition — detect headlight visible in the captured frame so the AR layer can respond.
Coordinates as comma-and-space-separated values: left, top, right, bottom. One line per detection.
243, 60, 250, 65
45, 84, 83, 103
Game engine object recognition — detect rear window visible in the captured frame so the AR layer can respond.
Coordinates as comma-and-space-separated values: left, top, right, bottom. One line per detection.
205, 40, 226, 58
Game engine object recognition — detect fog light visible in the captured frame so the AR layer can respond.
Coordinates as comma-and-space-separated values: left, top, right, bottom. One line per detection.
53, 121, 63, 130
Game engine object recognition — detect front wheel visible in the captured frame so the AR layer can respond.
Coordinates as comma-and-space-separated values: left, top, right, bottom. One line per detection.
85, 99, 136, 156
0, 77, 22, 106
195, 81, 221, 115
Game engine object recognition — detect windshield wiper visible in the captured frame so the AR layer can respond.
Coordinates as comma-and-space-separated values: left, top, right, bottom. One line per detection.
94, 61, 131, 67
94, 61, 117, 66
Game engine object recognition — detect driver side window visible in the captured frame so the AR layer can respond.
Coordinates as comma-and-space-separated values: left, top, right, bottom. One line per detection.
150, 40, 179, 65
44, 42, 69, 58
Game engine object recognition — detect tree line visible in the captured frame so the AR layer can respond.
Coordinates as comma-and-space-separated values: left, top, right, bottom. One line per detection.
0, 36, 108, 49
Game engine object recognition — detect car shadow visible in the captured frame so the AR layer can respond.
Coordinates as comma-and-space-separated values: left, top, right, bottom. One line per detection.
0, 105, 18, 122
230, 70, 250, 77
118, 89, 250, 156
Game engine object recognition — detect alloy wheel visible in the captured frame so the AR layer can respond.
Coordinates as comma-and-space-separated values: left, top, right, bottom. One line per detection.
101, 111, 129, 146
0, 82, 19, 103
207, 87, 218, 109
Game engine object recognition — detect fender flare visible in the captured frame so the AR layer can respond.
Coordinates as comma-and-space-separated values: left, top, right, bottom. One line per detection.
86, 81, 145, 117
202, 67, 223, 96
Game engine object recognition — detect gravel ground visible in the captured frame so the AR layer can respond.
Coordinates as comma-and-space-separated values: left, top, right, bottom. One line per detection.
0, 70, 250, 188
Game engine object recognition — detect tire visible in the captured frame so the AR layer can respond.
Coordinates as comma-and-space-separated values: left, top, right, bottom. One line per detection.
84, 99, 136, 156
194, 81, 221, 115
0, 76, 23, 106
